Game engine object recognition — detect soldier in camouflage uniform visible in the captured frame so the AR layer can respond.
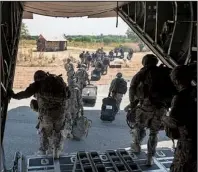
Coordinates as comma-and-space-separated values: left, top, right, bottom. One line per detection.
69, 78, 83, 122
79, 51, 85, 64
75, 64, 90, 91
162, 65, 197, 172
102, 56, 110, 74
129, 54, 168, 166
64, 58, 75, 86
9, 70, 71, 159
109, 73, 126, 112
85, 51, 92, 70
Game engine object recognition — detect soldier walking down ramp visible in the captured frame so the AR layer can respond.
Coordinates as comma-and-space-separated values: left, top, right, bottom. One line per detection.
75, 64, 90, 91
162, 65, 197, 172
129, 54, 175, 166
64, 58, 75, 86
8, 70, 71, 159
109, 72, 127, 113
69, 78, 83, 123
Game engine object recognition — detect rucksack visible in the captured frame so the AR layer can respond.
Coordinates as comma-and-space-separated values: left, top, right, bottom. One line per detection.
72, 116, 92, 140
112, 78, 127, 94
136, 66, 175, 107
39, 73, 68, 99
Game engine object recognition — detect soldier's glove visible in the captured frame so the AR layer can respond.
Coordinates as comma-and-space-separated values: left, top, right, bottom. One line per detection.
7, 89, 15, 99
124, 104, 131, 112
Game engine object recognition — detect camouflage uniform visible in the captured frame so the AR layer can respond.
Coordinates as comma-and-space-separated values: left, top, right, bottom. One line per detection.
79, 51, 85, 64
10, 71, 70, 159
109, 73, 125, 111
162, 65, 197, 172
75, 65, 90, 91
85, 52, 92, 70
69, 79, 83, 121
64, 60, 75, 86
129, 54, 168, 166
102, 57, 110, 73
131, 99, 167, 156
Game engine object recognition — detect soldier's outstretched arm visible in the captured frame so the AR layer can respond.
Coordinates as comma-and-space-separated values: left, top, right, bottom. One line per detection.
11, 82, 39, 100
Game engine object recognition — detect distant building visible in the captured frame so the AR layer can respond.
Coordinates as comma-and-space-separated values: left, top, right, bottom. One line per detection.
36, 34, 67, 51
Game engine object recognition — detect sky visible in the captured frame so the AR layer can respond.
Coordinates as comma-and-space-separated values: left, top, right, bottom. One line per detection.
23, 14, 129, 37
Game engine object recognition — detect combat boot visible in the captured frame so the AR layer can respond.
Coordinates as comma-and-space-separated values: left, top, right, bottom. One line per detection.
53, 148, 61, 159
146, 154, 154, 166
37, 149, 46, 156
46, 148, 53, 155
131, 143, 141, 153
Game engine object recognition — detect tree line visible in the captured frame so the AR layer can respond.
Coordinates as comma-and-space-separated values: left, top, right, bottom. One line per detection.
20, 22, 144, 44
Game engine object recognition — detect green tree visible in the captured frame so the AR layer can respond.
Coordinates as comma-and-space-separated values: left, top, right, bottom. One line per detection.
20, 22, 30, 39
125, 27, 139, 42
138, 41, 145, 52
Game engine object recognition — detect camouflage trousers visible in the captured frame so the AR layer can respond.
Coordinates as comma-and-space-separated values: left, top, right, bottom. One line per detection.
68, 97, 82, 120
131, 99, 167, 156
170, 140, 197, 172
113, 93, 123, 111
38, 115, 66, 153
77, 81, 86, 92
65, 99, 82, 136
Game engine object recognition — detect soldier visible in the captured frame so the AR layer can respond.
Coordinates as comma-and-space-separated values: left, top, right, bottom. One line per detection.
79, 51, 85, 64
69, 78, 83, 124
64, 58, 75, 86
127, 48, 134, 60
109, 50, 114, 61
9, 70, 71, 159
85, 51, 92, 70
162, 65, 197, 172
109, 72, 127, 113
95, 60, 103, 72
120, 47, 124, 57
102, 56, 110, 74
129, 54, 172, 166
91, 53, 96, 67
75, 64, 90, 91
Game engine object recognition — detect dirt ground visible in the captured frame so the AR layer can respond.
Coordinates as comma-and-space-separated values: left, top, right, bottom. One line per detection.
14, 46, 151, 89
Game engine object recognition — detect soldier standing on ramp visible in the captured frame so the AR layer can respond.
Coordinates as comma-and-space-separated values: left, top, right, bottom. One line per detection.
71, 78, 83, 119
8, 70, 71, 159
162, 65, 197, 172
129, 54, 171, 166
64, 58, 75, 86
67, 78, 84, 136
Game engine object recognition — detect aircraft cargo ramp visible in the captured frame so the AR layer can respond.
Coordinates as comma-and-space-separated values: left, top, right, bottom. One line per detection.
14, 148, 174, 172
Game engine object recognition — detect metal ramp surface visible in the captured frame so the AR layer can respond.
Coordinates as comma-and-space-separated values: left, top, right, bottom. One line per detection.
23, 147, 174, 172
